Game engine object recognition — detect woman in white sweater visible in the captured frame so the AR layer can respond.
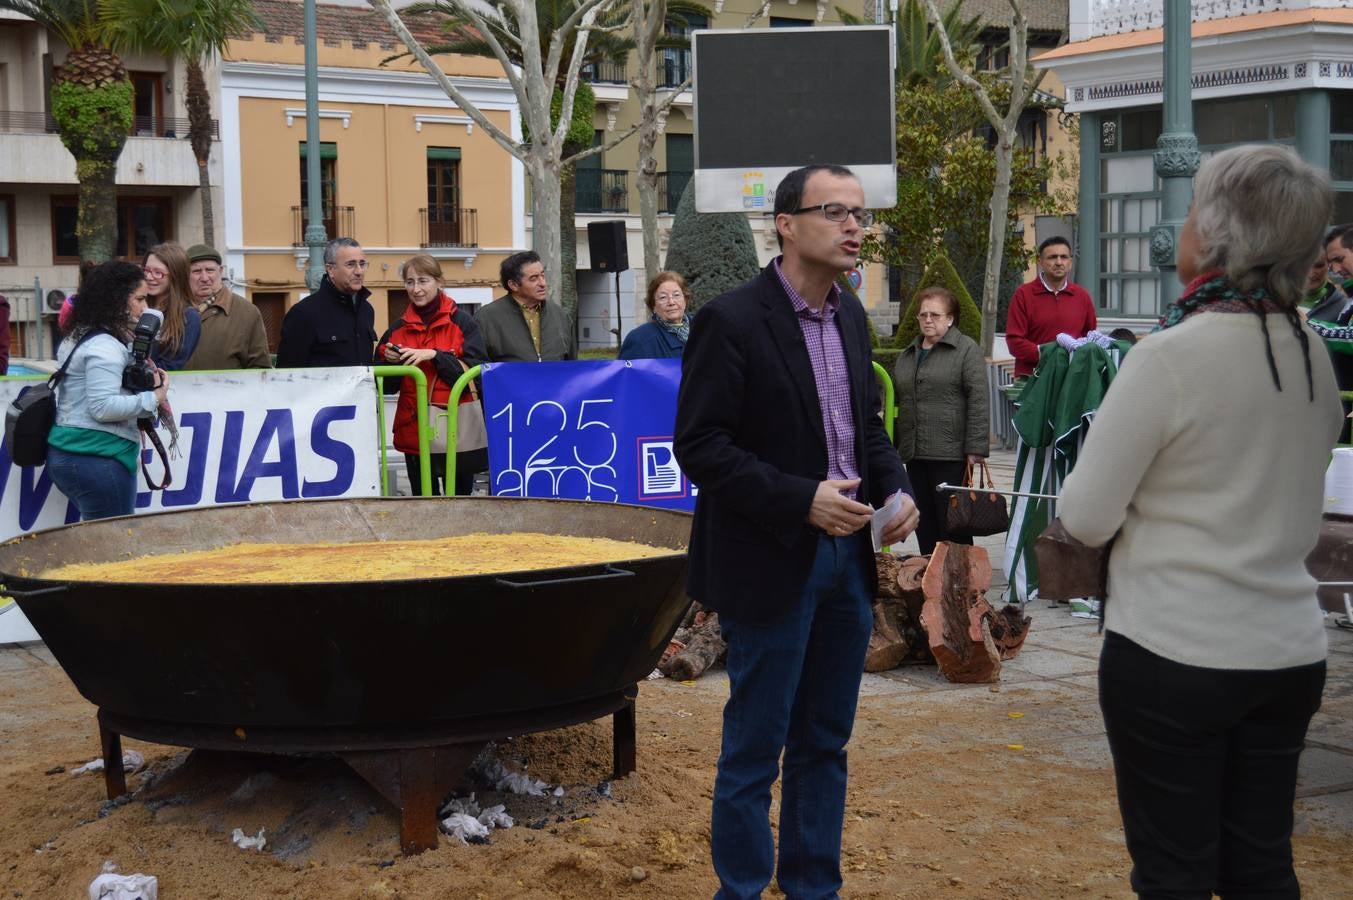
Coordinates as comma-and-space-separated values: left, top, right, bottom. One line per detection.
1060, 145, 1343, 897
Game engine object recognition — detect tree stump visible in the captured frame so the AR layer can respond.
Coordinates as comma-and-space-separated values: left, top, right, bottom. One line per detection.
919, 543, 1003, 683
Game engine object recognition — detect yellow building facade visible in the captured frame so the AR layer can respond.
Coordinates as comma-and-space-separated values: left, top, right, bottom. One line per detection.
223, 5, 523, 345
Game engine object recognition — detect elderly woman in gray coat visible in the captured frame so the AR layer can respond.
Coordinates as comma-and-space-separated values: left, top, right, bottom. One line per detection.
893, 286, 989, 554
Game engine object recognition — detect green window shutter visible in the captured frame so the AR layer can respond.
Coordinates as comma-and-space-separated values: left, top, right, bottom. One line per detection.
299, 141, 338, 159
427, 147, 461, 161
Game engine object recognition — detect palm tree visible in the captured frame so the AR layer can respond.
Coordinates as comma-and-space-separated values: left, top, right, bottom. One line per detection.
840, 0, 983, 87
102, 0, 263, 247
0, 0, 132, 264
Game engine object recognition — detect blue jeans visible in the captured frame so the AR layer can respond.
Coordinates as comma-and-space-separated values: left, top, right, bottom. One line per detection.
711, 532, 874, 900
46, 446, 136, 521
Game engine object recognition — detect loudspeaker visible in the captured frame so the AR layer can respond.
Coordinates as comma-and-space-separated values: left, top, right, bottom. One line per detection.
588, 220, 629, 273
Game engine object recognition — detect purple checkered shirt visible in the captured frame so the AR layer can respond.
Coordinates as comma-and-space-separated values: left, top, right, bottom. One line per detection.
773, 258, 859, 498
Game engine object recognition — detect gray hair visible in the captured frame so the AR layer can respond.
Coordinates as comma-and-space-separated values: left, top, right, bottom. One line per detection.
1190, 144, 1332, 306
323, 236, 362, 266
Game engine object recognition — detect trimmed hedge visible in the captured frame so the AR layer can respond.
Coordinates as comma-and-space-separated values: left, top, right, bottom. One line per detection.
891, 252, 983, 349
664, 180, 761, 312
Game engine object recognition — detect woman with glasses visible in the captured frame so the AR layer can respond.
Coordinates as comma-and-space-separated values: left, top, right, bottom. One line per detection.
377, 254, 488, 496
892, 286, 988, 554
140, 241, 201, 370
619, 271, 692, 360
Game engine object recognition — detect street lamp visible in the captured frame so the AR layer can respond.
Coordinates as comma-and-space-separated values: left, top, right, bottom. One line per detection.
303, 0, 326, 291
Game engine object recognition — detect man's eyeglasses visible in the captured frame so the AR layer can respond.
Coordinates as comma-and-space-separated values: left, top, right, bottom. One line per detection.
331, 259, 370, 271
789, 203, 874, 228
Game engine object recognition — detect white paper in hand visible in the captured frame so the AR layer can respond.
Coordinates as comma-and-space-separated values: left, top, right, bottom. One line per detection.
870, 492, 904, 552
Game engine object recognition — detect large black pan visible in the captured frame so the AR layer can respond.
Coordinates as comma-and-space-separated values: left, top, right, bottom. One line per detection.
0, 497, 691, 731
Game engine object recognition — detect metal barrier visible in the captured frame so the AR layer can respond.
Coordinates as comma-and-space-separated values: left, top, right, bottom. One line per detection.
871, 360, 896, 443
443, 364, 483, 491
987, 359, 1019, 450
372, 365, 433, 497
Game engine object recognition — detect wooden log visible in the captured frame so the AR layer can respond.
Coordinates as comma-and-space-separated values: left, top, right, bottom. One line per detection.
660, 612, 725, 680
869, 553, 933, 667
875, 552, 906, 600
864, 600, 908, 672
919, 543, 1002, 683
897, 555, 928, 597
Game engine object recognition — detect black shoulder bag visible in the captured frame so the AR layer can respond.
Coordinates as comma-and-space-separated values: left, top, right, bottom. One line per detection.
4, 329, 107, 467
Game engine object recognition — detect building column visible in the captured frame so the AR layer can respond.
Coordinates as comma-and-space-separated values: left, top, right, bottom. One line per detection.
1150, 4, 1199, 308
1296, 90, 1331, 171
1077, 111, 1100, 309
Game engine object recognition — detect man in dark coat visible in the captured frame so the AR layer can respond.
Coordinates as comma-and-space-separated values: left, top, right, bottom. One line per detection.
475, 251, 573, 362
674, 164, 918, 899
276, 237, 376, 368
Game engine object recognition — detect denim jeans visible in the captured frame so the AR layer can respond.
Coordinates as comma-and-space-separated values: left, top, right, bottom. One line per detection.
46, 446, 136, 521
1099, 631, 1326, 899
711, 532, 874, 900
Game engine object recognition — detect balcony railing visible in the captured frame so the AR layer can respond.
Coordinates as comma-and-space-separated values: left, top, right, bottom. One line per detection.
1089, 0, 1331, 37
130, 115, 220, 139
660, 52, 692, 89
581, 60, 628, 85
576, 168, 629, 214
420, 207, 479, 248
0, 111, 56, 133
657, 170, 692, 213
292, 205, 356, 247
0, 111, 218, 138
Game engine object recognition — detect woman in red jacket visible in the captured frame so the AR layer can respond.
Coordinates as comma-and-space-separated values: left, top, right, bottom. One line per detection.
376, 254, 488, 495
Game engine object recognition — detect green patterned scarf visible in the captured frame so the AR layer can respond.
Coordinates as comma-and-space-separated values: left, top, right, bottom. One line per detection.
1157, 270, 1310, 398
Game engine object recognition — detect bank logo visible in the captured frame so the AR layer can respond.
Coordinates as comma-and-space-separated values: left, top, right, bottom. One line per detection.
637, 438, 686, 499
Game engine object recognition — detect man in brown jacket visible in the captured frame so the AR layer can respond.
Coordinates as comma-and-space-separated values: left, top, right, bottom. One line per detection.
183, 244, 272, 370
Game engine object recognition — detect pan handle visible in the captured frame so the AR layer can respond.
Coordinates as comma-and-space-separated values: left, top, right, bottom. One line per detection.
1, 583, 68, 600
494, 565, 635, 590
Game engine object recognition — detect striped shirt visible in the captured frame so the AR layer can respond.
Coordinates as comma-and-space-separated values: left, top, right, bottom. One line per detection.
773, 258, 859, 497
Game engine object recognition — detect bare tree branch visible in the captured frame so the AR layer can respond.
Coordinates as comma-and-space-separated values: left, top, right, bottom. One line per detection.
370, 0, 521, 155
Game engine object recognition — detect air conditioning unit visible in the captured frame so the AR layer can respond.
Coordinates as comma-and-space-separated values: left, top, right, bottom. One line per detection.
45, 289, 72, 313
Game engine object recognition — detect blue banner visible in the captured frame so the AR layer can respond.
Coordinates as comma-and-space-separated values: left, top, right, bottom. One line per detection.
481, 359, 694, 511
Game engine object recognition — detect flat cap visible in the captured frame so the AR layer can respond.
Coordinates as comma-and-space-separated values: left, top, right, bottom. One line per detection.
186, 243, 222, 264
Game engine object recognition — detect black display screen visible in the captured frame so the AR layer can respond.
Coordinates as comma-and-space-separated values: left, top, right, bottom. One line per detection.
693, 28, 894, 170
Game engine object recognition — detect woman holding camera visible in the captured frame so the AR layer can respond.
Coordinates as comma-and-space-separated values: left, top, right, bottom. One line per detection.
377, 254, 488, 496
47, 261, 169, 521
1060, 145, 1342, 896
140, 242, 201, 370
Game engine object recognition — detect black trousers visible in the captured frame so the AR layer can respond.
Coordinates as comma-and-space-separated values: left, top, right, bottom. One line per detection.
1099, 631, 1326, 899
904, 458, 973, 556
403, 447, 488, 497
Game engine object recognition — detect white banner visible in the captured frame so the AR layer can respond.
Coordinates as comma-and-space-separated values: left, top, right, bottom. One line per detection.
0, 366, 382, 643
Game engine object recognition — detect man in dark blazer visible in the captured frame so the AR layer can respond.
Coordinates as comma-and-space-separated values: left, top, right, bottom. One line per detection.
675, 165, 918, 899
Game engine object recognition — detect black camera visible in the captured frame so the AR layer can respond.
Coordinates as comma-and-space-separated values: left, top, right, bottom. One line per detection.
122, 311, 161, 394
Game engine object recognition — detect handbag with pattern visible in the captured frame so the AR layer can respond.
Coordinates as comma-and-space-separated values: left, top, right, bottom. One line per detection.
944, 459, 1010, 537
